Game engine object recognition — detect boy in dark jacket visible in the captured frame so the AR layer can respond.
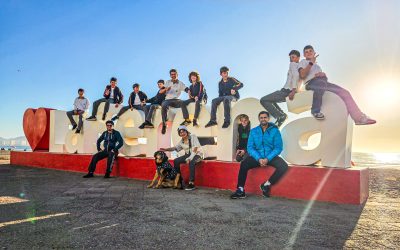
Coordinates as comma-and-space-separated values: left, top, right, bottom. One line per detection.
205, 66, 244, 129
180, 71, 205, 127
112, 83, 147, 121
83, 120, 123, 178
235, 114, 250, 162
86, 77, 124, 121
231, 111, 288, 199
139, 80, 166, 129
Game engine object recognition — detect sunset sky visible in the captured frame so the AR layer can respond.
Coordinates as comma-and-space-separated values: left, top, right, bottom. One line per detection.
0, 0, 399, 153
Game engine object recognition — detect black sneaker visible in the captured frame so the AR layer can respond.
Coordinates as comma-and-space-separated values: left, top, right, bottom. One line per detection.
145, 121, 155, 128
275, 114, 288, 127
138, 122, 146, 129
205, 120, 217, 128
83, 173, 94, 178
180, 119, 191, 126
102, 114, 106, 120
104, 172, 111, 178
72, 124, 77, 130
230, 189, 246, 199
111, 116, 118, 121
260, 183, 271, 197
185, 183, 195, 190
75, 129, 81, 134
161, 124, 167, 134
86, 116, 97, 121
222, 121, 230, 128
192, 119, 198, 127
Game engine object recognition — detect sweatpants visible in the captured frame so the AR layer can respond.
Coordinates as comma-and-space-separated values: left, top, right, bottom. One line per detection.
210, 96, 237, 122
88, 150, 117, 174
173, 154, 202, 182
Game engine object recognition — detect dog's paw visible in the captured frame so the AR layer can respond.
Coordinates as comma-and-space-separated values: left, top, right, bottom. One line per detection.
147, 184, 153, 188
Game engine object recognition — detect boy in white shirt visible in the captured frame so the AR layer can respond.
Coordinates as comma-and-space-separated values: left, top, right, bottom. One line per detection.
298, 45, 376, 125
260, 50, 301, 127
66, 88, 90, 134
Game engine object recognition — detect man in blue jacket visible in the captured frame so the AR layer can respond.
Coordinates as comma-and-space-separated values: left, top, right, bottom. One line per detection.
231, 111, 288, 199
83, 120, 124, 178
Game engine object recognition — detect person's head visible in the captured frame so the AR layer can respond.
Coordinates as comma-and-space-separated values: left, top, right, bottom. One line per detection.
177, 125, 189, 139
78, 88, 84, 97
258, 111, 270, 126
289, 50, 300, 63
239, 114, 249, 127
303, 45, 315, 60
220, 66, 229, 79
188, 71, 200, 83
157, 79, 165, 89
132, 83, 140, 93
105, 120, 114, 131
169, 69, 178, 81
110, 77, 117, 87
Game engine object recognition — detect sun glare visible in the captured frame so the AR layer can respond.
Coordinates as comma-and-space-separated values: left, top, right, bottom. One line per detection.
364, 78, 400, 108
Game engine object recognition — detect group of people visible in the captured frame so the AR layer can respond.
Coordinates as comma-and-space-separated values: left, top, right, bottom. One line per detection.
74, 45, 376, 199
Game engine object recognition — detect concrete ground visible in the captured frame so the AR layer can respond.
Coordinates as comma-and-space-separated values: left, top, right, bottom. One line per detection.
0, 164, 399, 249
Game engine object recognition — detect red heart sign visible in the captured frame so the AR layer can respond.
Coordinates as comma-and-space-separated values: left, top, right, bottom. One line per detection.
23, 108, 53, 151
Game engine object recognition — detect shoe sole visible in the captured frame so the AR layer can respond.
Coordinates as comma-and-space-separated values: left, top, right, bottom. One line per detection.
185, 188, 195, 191
355, 121, 376, 125
231, 195, 246, 199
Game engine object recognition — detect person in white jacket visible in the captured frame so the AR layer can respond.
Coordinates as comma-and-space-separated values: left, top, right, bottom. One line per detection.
160, 125, 204, 190
66, 88, 90, 134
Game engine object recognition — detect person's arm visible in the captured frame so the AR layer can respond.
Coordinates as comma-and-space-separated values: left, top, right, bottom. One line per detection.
198, 82, 204, 99
160, 146, 178, 152
299, 56, 318, 79
84, 98, 90, 110
265, 128, 283, 162
246, 129, 262, 161
129, 93, 133, 108
115, 131, 124, 151
96, 132, 105, 151
73, 98, 78, 110
118, 89, 124, 104
218, 81, 223, 97
159, 87, 167, 94
288, 63, 299, 100
142, 92, 148, 103
231, 77, 244, 90
103, 86, 110, 98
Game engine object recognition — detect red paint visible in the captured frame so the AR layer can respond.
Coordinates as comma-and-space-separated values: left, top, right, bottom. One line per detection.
23, 108, 53, 151
11, 151, 369, 204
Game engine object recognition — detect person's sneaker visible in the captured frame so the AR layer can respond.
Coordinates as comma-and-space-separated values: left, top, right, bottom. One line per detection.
83, 173, 94, 178
260, 183, 271, 197
138, 122, 146, 129
145, 121, 155, 128
104, 172, 111, 178
192, 119, 198, 127
205, 120, 217, 128
72, 124, 77, 130
161, 124, 167, 134
355, 114, 376, 125
111, 116, 118, 121
180, 119, 191, 126
86, 116, 97, 121
102, 114, 106, 120
312, 112, 325, 120
75, 129, 81, 134
222, 121, 230, 128
230, 189, 246, 199
185, 183, 195, 190
275, 114, 288, 127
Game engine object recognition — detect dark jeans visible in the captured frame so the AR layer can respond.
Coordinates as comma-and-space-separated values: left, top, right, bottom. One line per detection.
116, 105, 147, 118
173, 154, 202, 182
91, 98, 115, 117
306, 77, 362, 120
181, 99, 201, 120
237, 156, 288, 188
260, 88, 291, 119
66, 110, 84, 130
210, 96, 237, 122
144, 104, 160, 123
88, 150, 118, 174
161, 99, 183, 123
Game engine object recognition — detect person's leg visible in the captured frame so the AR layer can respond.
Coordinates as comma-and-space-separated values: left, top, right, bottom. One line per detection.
305, 78, 327, 114
181, 99, 194, 120
102, 99, 114, 119
210, 97, 224, 121
115, 106, 130, 118
324, 82, 363, 121
173, 154, 190, 174
105, 151, 117, 175
194, 100, 201, 119
161, 100, 172, 124
90, 98, 107, 117
223, 96, 236, 123
66, 111, 77, 126
77, 111, 84, 130
87, 151, 108, 173
145, 104, 159, 123
237, 156, 260, 189
266, 156, 289, 185
188, 155, 202, 183
260, 89, 289, 119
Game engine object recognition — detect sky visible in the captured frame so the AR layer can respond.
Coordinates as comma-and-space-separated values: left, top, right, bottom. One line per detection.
0, 0, 399, 153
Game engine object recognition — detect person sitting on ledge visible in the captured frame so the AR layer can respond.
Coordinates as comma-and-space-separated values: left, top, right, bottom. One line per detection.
180, 71, 206, 127
235, 114, 250, 162
205, 66, 244, 129
66, 88, 90, 134
299, 45, 376, 125
139, 79, 167, 129
86, 77, 123, 121
231, 111, 288, 199
160, 125, 204, 191
83, 120, 123, 178
111, 83, 147, 121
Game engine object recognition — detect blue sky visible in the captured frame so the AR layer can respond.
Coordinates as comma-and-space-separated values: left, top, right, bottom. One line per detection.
1, 0, 399, 152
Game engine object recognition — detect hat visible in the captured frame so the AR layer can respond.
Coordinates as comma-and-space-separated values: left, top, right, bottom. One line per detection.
105, 120, 114, 126
177, 125, 189, 134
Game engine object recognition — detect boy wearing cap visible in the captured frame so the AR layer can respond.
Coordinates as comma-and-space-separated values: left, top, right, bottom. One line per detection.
205, 66, 244, 129
112, 83, 148, 121
66, 88, 90, 134
160, 125, 204, 190
260, 50, 301, 127
83, 120, 123, 178
139, 80, 167, 129
86, 77, 124, 121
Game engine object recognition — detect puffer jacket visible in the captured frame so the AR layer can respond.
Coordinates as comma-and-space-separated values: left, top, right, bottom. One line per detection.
247, 122, 283, 161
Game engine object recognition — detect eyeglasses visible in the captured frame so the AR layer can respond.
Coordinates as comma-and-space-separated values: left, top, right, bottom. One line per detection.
106, 124, 113, 127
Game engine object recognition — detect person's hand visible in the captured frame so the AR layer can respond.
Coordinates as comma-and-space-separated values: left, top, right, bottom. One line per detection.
130, 107, 133, 111
74, 110, 78, 115
259, 158, 268, 166
186, 159, 190, 164
115, 103, 119, 108
166, 86, 172, 91
105, 89, 110, 95
310, 54, 319, 64
288, 90, 296, 101
315, 72, 326, 78
231, 89, 236, 95
195, 96, 199, 102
